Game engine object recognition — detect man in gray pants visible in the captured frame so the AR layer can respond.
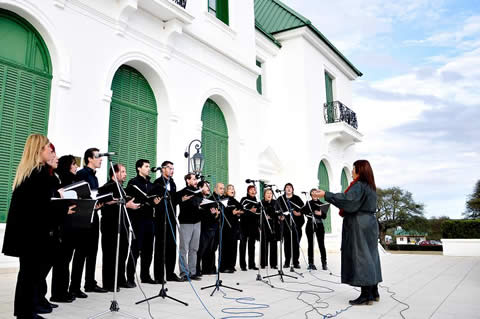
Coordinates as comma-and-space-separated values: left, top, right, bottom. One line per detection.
177, 173, 202, 280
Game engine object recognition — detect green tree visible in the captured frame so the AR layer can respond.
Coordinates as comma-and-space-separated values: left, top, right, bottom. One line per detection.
464, 180, 480, 219
376, 187, 425, 245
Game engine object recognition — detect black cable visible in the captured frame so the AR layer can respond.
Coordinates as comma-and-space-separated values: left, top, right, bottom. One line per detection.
379, 283, 410, 319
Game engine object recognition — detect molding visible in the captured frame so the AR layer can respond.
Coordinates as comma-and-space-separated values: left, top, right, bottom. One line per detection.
53, 0, 67, 9
324, 122, 363, 145
138, 0, 194, 25
255, 30, 280, 57
275, 27, 358, 81
204, 11, 236, 39
169, 112, 180, 123
116, 0, 138, 36
102, 89, 113, 103
57, 78, 71, 89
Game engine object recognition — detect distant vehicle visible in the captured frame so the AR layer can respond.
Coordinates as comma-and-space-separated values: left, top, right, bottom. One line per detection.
418, 240, 442, 246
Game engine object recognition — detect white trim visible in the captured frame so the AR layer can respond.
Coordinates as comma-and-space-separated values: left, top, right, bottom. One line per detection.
275, 27, 359, 81
204, 11, 236, 39
255, 29, 280, 57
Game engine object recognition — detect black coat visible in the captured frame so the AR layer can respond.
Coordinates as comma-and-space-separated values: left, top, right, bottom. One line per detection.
240, 195, 260, 239
152, 176, 178, 221
261, 199, 281, 241
301, 199, 328, 230
277, 194, 305, 229
177, 186, 203, 224
125, 175, 156, 220
3, 166, 61, 257
325, 181, 383, 287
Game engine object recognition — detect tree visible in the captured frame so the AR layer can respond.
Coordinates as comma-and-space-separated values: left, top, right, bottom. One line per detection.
464, 180, 480, 219
376, 187, 425, 245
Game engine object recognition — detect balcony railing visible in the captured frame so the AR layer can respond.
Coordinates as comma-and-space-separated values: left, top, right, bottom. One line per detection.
171, 0, 187, 9
324, 101, 358, 129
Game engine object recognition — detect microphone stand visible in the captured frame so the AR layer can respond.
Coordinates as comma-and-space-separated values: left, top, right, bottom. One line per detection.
136, 176, 188, 306
263, 188, 297, 283
89, 160, 141, 319
201, 189, 242, 296
280, 193, 304, 277
302, 193, 316, 271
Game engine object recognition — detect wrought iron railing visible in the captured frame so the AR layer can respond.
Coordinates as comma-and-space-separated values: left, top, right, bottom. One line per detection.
323, 101, 358, 129
172, 0, 187, 9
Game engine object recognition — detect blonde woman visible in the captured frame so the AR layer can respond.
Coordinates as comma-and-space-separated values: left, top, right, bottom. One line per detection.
2, 134, 56, 319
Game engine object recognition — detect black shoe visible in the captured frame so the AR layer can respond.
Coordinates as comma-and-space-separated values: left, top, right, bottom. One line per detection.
85, 285, 108, 293
293, 264, 301, 269
322, 263, 328, 270
34, 305, 52, 314
104, 286, 120, 292
50, 295, 74, 303
372, 284, 380, 302
307, 264, 317, 271
249, 266, 259, 270
271, 266, 278, 269
120, 281, 136, 288
349, 287, 373, 305
224, 269, 234, 273
241, 267, 247, 271
189, 274, 202, 281
141, 277, 156, 284
154, 279, 166, 284
166, 274, 184, 282
283, 263, 289, 268
69, 290, 88, 298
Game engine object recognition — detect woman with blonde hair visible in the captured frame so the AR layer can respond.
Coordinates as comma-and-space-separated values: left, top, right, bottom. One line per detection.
2, 134, 56, 319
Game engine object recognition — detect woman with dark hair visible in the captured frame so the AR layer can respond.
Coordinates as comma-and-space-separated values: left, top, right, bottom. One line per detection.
50, 155, 79, 303
318, 160, 382, 305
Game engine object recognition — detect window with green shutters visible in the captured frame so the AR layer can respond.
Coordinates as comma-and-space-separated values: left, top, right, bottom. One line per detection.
208, 0, 229, 25
341, 169, 349, 192
256, 60, 263, 95
325, 72, 334, 123
108, 65, 157, 183
201, 99, 228, 187
0, 9, 52, 222
317, 161, 331, 233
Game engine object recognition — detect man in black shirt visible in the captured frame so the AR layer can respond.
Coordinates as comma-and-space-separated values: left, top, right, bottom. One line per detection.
301, 189, 328, 270
125, 159, 160, 285
152, 161, 183, 282
98, 164, 140, 291
278, 183, 304, 269
177, 173, 202, 280
239, 185, 260, 271
70, 148, 107, 297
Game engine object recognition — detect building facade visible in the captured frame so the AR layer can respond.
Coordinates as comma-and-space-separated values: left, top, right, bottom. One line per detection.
0, 0, 362, 251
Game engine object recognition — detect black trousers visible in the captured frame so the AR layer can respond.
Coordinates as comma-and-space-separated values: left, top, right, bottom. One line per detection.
14, 253, 49, 317
70, 214, 100, 291
239, 229, 256, 269
283, 223, 302, 266
260, 233, 277, 268
154, 212, 177, 281
102, 219, 129, 288
219, 227, 238, 271
305, 222, 327, 265
196, 224, 218, 274
127, 217, 154, 282
51, 232, 75, 298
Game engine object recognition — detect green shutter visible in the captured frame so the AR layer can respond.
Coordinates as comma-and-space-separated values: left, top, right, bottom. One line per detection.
0, 9, 52, 222
317, 161, 331, 233
341, 169, 348, 192
216, 0, 229, 25
325, 72, 334, 123
256, 60, 262, 95
259, 180, 265, 200
108, 65, 157, 183
201, 99, 228, 186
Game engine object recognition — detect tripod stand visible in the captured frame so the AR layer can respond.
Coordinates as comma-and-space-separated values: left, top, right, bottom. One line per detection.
89, 161, 142, 319
136, 176, 188, 306
201, 191, 242, 296
263, 189, 297, 283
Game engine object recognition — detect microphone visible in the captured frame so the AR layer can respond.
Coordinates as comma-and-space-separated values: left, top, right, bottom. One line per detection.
301, 191, 307, 194
245, 179, 259, 183
151, 167, 162, 172
95, 152, 116, 158
264, 184, 275, 188
275, 189, 283, 194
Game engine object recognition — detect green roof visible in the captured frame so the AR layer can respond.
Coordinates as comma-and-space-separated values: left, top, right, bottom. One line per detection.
255, 19, 282, 48
254, 0, 362, 77
394, 229, 428, 237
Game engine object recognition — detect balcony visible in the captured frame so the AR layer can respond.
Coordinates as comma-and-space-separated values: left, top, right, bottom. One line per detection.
138, 0, 194, 24
323, 101, 362, 144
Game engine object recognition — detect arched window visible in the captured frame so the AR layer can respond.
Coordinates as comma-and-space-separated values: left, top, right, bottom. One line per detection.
317, 160, 331, 233
341, 168, 349, 192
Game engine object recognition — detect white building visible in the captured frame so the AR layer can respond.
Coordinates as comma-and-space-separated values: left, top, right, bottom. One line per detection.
0, 0, 363, 251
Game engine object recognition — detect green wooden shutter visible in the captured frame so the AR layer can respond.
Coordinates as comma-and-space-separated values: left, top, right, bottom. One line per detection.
256, 60, 262, 95
216, 0, 229, 25
201, 99, 228, 186
317, 161, 331, 233
259, 180, 265, 200
325, 72, 334, 123
0, 9, 52, 222
341, 169, 348, 192
108, 65, 157, 183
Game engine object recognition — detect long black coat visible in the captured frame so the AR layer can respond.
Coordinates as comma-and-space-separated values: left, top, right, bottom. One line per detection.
3, 166, 56, 257
325, 181, 382, 287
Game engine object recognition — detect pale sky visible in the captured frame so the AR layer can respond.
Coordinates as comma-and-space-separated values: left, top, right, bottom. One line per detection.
284, 0, 480, 219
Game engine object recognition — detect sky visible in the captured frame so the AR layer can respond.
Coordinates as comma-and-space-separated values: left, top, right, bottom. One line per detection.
283, 0, 480, 219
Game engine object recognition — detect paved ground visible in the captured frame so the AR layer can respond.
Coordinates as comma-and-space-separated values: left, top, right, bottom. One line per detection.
0, 246, 479, 319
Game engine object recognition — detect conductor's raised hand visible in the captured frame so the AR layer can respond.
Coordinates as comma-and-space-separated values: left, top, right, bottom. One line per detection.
126, 198, 140, 210
316, 190, 326, 198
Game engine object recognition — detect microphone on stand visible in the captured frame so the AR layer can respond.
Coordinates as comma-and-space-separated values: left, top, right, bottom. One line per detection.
151, 167, 162, 172
95, 152, 116, 158
245, 179, 259, 183
275, 189, 283, 194
264, 184, 275, 188
301, 191, 307, 194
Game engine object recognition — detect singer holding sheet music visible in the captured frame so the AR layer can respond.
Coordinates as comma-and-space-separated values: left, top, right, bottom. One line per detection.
220, 184, 243, 273
195, 180, 217, 276
301, 189, 328, 271
239, 185, 260, 271
260, 188, 280, 269
317, 160, 382, 305
125, 159, 160, 285
2, 134, 71, 319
